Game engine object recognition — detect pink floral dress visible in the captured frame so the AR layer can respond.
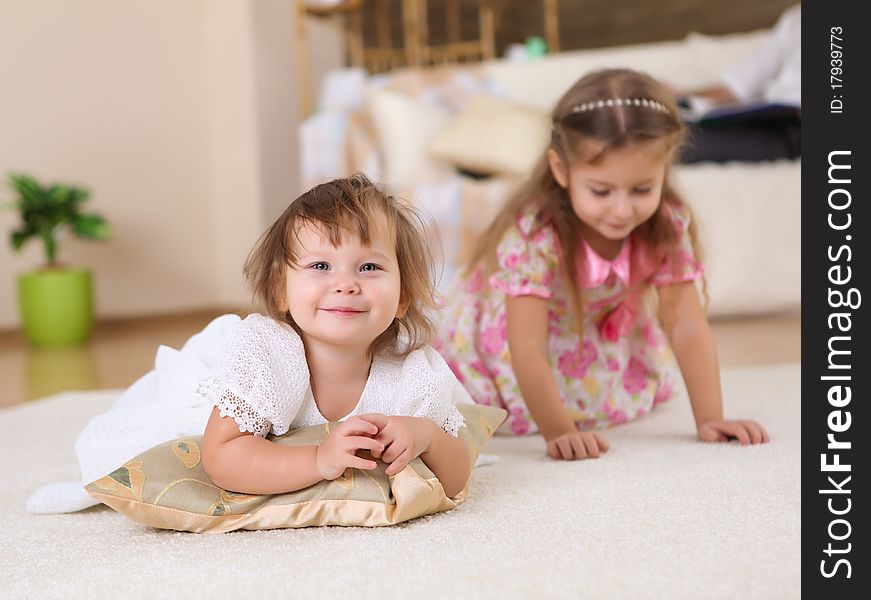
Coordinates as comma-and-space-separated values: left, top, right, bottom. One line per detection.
435, 204, 703, 435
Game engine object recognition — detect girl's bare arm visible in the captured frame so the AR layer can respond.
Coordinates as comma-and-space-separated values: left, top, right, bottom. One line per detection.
659, 282, 769, 444
201, 408, 323, 494
506, 295, 576, 439
417, 422, 473, 498
658, 282, 724, 427
201, 407, 386, 494
369, 416, 472, 498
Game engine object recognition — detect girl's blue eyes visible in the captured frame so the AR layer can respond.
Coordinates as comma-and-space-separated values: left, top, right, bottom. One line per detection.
308, 262, 381, 272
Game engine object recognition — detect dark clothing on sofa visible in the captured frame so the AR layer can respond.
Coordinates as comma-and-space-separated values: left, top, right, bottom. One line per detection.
680, 115, 800, 163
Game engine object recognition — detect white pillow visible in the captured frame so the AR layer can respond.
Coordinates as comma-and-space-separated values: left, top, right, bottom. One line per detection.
366, 88, 454, 187
429, 95, 550, 177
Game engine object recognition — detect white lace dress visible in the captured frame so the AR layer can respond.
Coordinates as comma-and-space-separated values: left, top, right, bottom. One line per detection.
197, 313, 467, 438
27, 313, 468, 514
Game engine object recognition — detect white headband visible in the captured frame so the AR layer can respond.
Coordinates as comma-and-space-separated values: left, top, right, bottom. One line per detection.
571, 98, 669, 114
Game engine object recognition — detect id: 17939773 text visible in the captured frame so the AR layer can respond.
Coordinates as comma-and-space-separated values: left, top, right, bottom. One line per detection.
830, 27, 844, 114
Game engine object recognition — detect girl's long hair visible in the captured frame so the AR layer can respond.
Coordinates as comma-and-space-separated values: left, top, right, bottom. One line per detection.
467, 68, 703, 327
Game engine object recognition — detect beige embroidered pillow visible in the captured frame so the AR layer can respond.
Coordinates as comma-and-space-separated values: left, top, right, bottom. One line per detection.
429, 95, 550, 177
85, 404, 506, 533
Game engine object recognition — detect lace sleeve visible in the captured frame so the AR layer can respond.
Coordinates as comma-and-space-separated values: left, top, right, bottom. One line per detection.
197, 379, 271, 437
196, 314, 310, 437
397, 346, 467, 437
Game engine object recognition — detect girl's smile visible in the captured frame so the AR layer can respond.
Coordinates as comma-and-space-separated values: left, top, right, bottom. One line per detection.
284, 212, 402, 351
320, 306, 368, 317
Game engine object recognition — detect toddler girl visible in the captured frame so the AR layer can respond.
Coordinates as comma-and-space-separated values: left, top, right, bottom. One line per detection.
199, 174, 470, 496
436, 69, 768, 460
29, 174, 471, 513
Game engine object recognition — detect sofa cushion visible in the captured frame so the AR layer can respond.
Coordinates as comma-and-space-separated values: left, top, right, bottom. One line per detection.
429, 96, 550, 177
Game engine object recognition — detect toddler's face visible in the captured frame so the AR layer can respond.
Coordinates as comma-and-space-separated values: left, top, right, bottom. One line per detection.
283, 212, 402, 352
549, 139, 668, 256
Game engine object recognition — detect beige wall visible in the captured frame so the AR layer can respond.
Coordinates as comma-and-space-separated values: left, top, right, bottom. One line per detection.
0, 0, 342, 329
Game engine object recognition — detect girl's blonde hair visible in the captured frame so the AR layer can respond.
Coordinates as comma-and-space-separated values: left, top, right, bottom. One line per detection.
244, 173, 439, 358
468, 68, 703, 325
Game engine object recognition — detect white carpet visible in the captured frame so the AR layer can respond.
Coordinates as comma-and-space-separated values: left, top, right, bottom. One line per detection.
0, 364, 800, 600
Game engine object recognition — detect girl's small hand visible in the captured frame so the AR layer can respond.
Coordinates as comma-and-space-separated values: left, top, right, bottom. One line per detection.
546, 431, 609, 461
697, 419, 769, 445
370, 416, 436, 476
316, 415, 387, 480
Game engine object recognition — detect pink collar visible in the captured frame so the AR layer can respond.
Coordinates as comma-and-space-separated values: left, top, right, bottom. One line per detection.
581, 238, 632, 288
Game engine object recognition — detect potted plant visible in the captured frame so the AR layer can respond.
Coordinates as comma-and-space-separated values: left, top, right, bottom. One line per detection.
3, 173, 111, 346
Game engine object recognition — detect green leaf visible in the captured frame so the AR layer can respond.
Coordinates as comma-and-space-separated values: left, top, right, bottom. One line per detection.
9, 173, 39, 193
67, 186, 90, 206
47, 184, 89, 209
10, 227, 36, 251
9, 174, 45, 211
73, 213, 111, 240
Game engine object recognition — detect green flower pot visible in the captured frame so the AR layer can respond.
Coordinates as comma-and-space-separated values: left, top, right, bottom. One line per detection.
17, 268, 94, 347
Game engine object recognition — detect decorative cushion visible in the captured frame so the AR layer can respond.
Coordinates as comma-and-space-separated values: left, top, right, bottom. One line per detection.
367, 88, 454, 186
85, 403, 506, 533
429, 95, 550, 177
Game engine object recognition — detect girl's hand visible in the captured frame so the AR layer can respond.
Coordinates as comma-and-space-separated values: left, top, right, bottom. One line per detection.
370, 416, 437, 476
546, 431, 609, 460
697, 419, 769, 445
316, 414, 388, 480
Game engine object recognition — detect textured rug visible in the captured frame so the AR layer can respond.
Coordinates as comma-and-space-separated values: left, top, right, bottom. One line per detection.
0, 364, 800, 600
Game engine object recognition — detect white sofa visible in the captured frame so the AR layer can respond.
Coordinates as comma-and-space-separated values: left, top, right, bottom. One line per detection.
300, 29, 800, 317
